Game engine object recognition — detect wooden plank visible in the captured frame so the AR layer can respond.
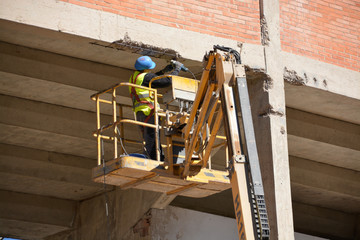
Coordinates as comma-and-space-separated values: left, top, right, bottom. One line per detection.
180, 187, 220, 198
93, 174, 134, 186
153, 176, 190, 186
167, 182, 199, 195
120, 172, 158, 190
111, 167, 154, 179
92, 155, 231, 198
134, 181, 180, 193
198, 181, 231, 191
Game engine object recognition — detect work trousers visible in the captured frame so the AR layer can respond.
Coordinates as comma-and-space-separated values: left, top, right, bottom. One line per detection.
136, 111, 164, 161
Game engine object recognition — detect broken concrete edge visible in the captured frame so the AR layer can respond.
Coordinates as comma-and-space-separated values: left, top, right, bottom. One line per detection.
2, 0, 358, 99
282, 51, 360, 100
283, 67, 306, 86
132, 210, 152, 237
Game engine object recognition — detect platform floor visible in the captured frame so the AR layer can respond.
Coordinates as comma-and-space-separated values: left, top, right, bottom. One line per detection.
92, 156, 231, 198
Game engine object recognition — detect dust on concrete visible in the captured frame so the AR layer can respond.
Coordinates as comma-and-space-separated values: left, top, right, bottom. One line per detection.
245, 66, 273, 91
91, 32, 182, 61
283, 67, 306, 86
260, 16, 270, 46
259, 103, 285, 118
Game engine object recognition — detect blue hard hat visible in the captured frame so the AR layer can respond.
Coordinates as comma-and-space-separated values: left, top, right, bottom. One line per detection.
134, 56, 156, 70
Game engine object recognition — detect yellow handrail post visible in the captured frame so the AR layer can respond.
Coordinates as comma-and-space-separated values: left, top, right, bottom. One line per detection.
119, 104, 124, 155
112, 88, 118, 159
153, 88, 160, 162
96, 95, 101, 166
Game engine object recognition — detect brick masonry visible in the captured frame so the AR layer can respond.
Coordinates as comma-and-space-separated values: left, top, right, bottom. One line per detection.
61, 0, 359, 72
60, 0, 261, 44
280, 0, 360, 72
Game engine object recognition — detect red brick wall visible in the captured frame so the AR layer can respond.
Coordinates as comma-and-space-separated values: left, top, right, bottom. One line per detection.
61, 0, 261, 44
280, 0, 360, 72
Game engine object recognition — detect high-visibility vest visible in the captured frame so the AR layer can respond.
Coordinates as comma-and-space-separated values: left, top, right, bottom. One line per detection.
129, 71, 154, 117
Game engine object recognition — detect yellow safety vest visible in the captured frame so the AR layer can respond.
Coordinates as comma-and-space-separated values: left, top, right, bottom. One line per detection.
129, 71, 154, 117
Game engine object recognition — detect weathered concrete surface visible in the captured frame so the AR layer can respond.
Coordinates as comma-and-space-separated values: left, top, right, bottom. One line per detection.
290, 156, 360, 213
0, 190, 77, 239
0, 143, 104, 200
0, 0, 359, 239
288, 135, 360, 172
293, 202, 358, 240
46, 188, 162, 240
282, 52, 360, 101
0, 0, 265, 69
0, 94, 140, 158
151, 206, 330, 240
151, 206, 238, 240
287, 108, 360, 152
0, 41, 132, 95
287, 108, 360, 171
285, 82, 360, 125
252, 0, 294, 239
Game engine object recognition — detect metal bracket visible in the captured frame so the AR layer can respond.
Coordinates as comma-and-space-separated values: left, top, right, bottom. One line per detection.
233, 154, 245, 163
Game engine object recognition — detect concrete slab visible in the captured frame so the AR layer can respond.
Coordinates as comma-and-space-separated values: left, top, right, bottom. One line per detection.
293, 202, 358, 239
285, 83, 360, 125
0, 0, 264, 68
287, 108, 360, 151
290, 156, 360, 213
0, 219, 70, 240
288, 135, 360, 171
0, 144, 104, 200
0, 190, 76, 239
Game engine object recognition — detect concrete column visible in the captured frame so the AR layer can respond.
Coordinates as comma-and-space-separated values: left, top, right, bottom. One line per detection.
245, 0, 294, 239
46, 188, 163, 240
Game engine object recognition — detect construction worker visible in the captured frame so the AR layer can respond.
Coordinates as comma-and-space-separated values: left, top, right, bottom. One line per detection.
129, 56, 183, 161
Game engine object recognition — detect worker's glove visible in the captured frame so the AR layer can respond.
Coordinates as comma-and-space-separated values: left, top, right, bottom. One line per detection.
162, 64, 174, 73
171, 60, 184, 71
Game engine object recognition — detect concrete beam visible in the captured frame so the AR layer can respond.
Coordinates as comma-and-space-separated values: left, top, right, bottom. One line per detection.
282, 52, 360, 101
290, 156, 360, 213
286, 108, 360, 170
0, 0, 265, 68
287, 108, 360, 151
293, 202, 358, 240
0, 190, 76, 239
0, 94, 141, 158
288, 135, 360, 172
0, 94, 95, 139
0, 71, 132, 114
0, 41, 133, 95
0, 143, 104, 200
285, 83, 360, 125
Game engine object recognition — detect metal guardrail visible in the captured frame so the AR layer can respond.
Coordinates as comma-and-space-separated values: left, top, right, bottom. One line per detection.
91, 82, 160, 165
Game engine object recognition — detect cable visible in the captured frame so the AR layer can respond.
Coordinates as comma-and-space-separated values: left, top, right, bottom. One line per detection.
101, 137, 111, 240
116, 126, 129, 156
213, 45, 242, 64
187, 69, 197, 80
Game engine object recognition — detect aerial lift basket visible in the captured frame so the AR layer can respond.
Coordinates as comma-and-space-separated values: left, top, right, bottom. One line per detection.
90, 76, 230, 198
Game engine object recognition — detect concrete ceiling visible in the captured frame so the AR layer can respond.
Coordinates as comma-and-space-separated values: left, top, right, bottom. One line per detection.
0, 19, 359, 240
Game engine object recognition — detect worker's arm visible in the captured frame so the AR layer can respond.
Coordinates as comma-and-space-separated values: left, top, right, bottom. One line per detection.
142, 64, 181, 88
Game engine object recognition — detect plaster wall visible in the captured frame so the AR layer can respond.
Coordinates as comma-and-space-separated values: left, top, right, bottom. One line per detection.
151, 206, 329, 240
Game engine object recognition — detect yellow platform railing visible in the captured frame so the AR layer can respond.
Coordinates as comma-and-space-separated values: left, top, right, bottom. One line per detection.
90, 82, 160, 165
